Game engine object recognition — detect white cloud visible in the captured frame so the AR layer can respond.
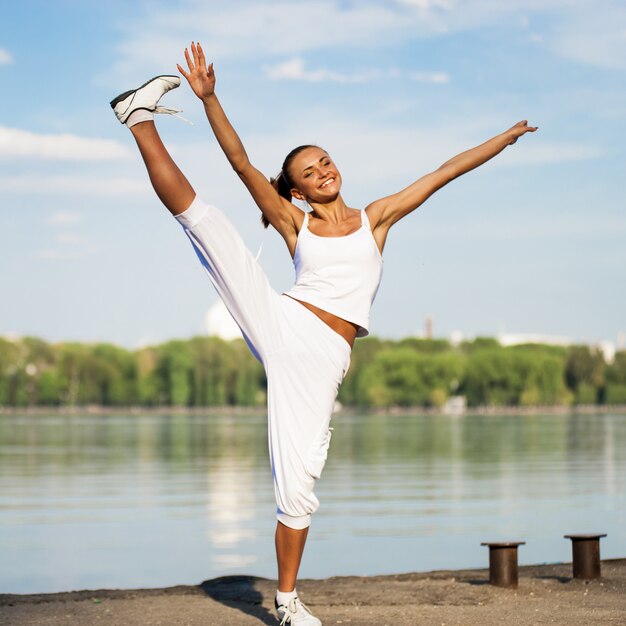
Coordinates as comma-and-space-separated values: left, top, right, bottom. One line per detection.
96, 0, 626, 89
0, 126, 132, 160
38, 249, 92, 261
38, 232, 97, 261
108, 2, 435, 76
48, 211, 83, 225
550, 4, 626, 69
0, 175, 148, 195
410, 71, 450, 84
107, 0, 626, 75
0, 48, 12, 65
396, 0, 453, 8
56, 233, 88, 245
32, 225, 96, 266
493, 141, 605, 168
264, 58, 385, 83
265, 59, 445, 84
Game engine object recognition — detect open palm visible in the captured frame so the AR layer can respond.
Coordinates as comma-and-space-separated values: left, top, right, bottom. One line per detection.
177, 42, 215, 101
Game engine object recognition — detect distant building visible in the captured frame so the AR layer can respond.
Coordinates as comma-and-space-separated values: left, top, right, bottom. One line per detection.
597, 341, 616, 365
449, 330, 465, 347
497, 332, 573, 348
424, 315, 433, 339
203, 300, 242, 341
497, 332, 616, 364
0, 332, 20, 343
443, 395, 467, 415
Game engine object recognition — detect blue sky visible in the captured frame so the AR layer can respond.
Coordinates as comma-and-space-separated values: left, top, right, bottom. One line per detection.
1, 0, 624, 348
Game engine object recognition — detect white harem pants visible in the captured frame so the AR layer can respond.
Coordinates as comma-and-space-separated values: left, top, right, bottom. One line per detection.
175, 197, 351, 530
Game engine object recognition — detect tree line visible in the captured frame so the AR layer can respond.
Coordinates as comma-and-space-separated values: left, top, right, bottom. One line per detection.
1, 335, 625, 409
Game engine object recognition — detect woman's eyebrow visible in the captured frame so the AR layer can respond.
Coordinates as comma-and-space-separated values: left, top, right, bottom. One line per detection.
302, 156, 330, 173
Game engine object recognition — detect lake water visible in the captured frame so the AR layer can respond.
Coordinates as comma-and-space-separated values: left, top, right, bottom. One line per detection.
1, 412, 624, 594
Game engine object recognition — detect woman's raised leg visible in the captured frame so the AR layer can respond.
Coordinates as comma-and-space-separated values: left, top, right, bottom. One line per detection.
111, 75, 193, 216
129, 120, 195, 217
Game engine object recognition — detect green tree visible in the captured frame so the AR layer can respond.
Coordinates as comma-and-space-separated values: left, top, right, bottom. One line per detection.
232, 340, 265, 406
605, 351, 626, 405
189, 336, 230, 406
339, 336, 388, 406
92, 343, 137, 405
461, 337, 500, 353
136, 347, 160, 405
564, 345, 605, 404
56, 343, 90, 406
155, 341, 194, 406
397, 337, 452, 354
357, 348, 464, 408
463, 348, 529, 407
0, 338, 22, 406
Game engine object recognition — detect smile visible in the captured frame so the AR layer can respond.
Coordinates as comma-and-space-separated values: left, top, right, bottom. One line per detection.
320, 178, 335, 188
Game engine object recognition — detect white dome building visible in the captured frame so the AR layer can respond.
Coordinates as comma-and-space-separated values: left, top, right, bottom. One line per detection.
203, 300, 242, 341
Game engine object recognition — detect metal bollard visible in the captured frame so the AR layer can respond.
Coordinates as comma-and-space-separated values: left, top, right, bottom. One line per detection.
480, 541, 526, 588
564, 533, 607, 580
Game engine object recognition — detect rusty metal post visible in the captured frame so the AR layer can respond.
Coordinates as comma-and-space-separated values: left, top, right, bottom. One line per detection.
564, 534, 607, 580
480, 541, 526, 588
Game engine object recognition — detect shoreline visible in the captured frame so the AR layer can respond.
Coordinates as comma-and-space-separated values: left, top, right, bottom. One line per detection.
2, 559, 625, 625
2, 403, 626, 418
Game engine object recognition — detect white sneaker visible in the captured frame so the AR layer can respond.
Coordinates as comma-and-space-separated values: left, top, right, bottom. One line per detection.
110, 75, 182, 124
275, 596, 322, 626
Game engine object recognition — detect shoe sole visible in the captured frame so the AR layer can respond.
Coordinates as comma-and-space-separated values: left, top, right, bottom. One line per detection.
109, 75, 180, 109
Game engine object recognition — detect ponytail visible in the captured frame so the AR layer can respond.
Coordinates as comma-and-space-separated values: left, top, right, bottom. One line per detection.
271, 171, 293, 202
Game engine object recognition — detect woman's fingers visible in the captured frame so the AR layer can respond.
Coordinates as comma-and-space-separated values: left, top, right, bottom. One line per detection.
197, 41, 207, 68
508, 120, 538, 144
177, 63, 189, 80
183, 41, 211, 78
184, 47, 195, 73
191, 41, 201, 68
513, 120, 538, 134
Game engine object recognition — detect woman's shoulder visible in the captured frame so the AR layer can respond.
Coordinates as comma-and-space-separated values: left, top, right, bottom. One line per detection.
364, 200, 386, 231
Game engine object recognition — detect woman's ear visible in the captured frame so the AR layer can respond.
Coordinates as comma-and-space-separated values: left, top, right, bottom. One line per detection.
291, 188, 306, 201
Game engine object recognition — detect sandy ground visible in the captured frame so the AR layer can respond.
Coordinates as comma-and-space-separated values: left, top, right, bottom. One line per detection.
2, 559, 625, 626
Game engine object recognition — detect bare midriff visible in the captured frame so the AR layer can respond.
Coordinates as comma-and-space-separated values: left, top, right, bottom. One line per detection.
285, 296, 358, 349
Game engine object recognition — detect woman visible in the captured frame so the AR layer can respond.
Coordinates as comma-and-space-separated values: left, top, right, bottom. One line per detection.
111, 42, 536, 625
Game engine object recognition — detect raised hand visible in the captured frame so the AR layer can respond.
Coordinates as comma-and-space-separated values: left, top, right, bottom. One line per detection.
507, 120, 538, 144
177, 41, 215, 101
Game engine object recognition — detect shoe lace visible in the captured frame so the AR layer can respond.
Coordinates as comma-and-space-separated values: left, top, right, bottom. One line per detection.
154, 105, 194, 126
279, 597, 314, 625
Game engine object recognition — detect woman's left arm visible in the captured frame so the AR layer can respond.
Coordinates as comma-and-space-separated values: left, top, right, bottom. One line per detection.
367, 120, 538, 236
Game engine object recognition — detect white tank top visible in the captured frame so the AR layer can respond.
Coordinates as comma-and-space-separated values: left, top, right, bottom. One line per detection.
283, 210, 383, 337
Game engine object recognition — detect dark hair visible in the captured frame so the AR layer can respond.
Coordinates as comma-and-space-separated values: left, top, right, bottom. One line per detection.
263, 144, 320, 229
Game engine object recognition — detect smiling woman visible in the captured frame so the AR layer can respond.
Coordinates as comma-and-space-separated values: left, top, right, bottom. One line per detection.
110, 40, 536, 625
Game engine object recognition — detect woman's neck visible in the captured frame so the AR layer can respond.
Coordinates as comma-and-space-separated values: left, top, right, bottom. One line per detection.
307, 195, 352, 224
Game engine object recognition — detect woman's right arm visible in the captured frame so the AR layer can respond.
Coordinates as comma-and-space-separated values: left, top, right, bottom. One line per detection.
177, 42, 301, 248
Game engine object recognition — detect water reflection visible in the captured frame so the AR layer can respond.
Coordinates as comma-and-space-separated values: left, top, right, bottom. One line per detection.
0, 412, 624, 593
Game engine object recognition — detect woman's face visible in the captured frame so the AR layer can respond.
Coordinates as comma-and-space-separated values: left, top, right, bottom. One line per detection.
288, 147, 342, 203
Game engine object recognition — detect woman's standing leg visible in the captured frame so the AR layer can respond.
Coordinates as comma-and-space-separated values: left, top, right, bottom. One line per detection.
276, 523, 309, 591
